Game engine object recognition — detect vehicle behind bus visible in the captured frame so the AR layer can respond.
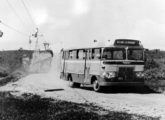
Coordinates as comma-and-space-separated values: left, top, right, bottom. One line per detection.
60, 39, 145, 92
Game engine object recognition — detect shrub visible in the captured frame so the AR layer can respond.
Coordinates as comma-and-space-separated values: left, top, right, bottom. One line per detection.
144, 68, 165, 81
144, 59, 159, 70
144, 51, 165, 92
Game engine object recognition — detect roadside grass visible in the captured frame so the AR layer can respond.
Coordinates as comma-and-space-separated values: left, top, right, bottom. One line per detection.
0, 93, 159, 120
0, 71, 26, 87
144, 51, 165, 93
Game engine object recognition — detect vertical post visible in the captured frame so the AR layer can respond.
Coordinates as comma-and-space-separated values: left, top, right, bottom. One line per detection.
35, 28, 39, 51
29, 35, 32, 50
84, 49, 87, 79
125, 47, 128, 60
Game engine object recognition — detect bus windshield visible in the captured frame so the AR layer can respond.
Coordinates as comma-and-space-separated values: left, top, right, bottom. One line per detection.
128, 48, 143, 60
102, 48, 126, 60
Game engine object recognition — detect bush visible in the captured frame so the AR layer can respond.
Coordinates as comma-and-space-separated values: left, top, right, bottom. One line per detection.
144, 68, 165, 81
144, 52, 165, 92
144, 59, 159, 70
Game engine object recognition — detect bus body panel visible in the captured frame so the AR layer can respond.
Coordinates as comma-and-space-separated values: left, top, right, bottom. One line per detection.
134, 65, 144, 71
88, 60, 101, 75
83, 60, 102, 84
65, 60, 85, 74
61, 60, 145, 85
65, 60, 85, 83
84, 60, 91, 84
103, 64, 144, 71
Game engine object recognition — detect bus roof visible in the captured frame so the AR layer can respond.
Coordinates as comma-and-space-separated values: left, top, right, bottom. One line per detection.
61, 39, 143, 51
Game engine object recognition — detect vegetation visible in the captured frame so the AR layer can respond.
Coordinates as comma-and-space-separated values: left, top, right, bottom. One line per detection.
0, 93, 159, 120
0, 50, 33, 73
144, 50, 165, 92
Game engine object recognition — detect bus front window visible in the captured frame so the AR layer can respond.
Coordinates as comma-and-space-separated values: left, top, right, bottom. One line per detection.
128, 49, 143, 60
102, 48, 126, 60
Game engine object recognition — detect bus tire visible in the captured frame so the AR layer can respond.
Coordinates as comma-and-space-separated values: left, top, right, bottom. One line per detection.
68, 76, 74, 87
74, 83, 81, 88
93, 79, 102, 92
68, 76, 80, 88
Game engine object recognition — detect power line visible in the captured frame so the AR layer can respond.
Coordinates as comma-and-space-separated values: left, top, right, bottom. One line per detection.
0, 20, 29, 37
20, 0, 46, 40
5, 0, 27, 28
20, 0, 47, 50
20, 0, 36, 27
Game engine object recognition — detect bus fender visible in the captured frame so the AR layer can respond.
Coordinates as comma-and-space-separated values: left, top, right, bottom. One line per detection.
67, 73, 72, 81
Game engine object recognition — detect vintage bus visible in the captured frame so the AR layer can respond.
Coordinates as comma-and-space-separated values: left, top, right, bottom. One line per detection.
60, 39, 145, 92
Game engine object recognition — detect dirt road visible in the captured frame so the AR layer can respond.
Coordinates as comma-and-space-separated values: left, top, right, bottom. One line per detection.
0, 57, 165, 119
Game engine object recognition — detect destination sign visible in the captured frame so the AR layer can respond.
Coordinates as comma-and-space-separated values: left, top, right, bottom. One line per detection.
114, 39, 140, 46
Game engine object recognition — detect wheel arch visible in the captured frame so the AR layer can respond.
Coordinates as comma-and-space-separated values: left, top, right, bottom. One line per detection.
67, 73, 72, 81
91, 75, 98, 84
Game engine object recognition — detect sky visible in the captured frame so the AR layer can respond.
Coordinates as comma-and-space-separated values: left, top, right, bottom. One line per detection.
0, 0, 165, 51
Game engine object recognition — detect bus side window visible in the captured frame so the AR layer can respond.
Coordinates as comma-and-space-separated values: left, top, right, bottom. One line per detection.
92, 48, 101, 60
102, 49, 112, 59
72, 50, 77, 59
78, 49, 85, 60
65, 51, 69, 60
69, 50, 77, 60
83, 50, 85, 59
69, 51, 72, 59
61, 51, 64, 59
87, 49, 92, 60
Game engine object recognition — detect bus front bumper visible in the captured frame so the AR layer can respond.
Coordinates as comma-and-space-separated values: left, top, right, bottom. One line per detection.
99, 77, 145, 86
99, 81, 145, 86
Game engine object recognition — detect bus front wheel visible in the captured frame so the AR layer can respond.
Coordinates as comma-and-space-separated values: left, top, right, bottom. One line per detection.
93, 80, 102, 92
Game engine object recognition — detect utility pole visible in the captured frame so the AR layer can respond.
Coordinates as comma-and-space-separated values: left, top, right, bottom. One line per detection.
29, 35, 32, 50
34, 28, 39, 51
32, 28, 43, 51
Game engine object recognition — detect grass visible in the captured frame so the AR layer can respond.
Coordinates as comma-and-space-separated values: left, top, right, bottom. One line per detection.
144, 50, 165, 92
0, 93, 159, 120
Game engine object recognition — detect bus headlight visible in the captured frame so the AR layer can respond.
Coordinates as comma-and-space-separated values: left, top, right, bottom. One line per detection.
136, 72, 144, 78
102, 71, 116, 79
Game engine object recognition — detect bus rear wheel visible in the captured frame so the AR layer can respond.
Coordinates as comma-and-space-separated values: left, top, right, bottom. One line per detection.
68, 76, 80, 88
93, 80, 102, 92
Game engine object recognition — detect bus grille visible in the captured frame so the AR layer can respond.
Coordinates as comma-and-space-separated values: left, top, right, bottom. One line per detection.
118, 67, 134, 81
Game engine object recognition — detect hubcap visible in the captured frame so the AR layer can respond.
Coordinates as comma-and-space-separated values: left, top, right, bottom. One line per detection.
94, 80, 100, 91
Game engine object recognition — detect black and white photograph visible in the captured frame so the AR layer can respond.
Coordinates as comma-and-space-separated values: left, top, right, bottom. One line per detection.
0, 0, 165, 120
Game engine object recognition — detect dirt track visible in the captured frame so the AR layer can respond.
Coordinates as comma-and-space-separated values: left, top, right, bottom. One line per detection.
0, 57, 165, 119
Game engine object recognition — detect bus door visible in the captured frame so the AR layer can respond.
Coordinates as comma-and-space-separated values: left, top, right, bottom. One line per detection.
84, 48, 102, 84
75, 49, 86, 83
84, 49, 92, 84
